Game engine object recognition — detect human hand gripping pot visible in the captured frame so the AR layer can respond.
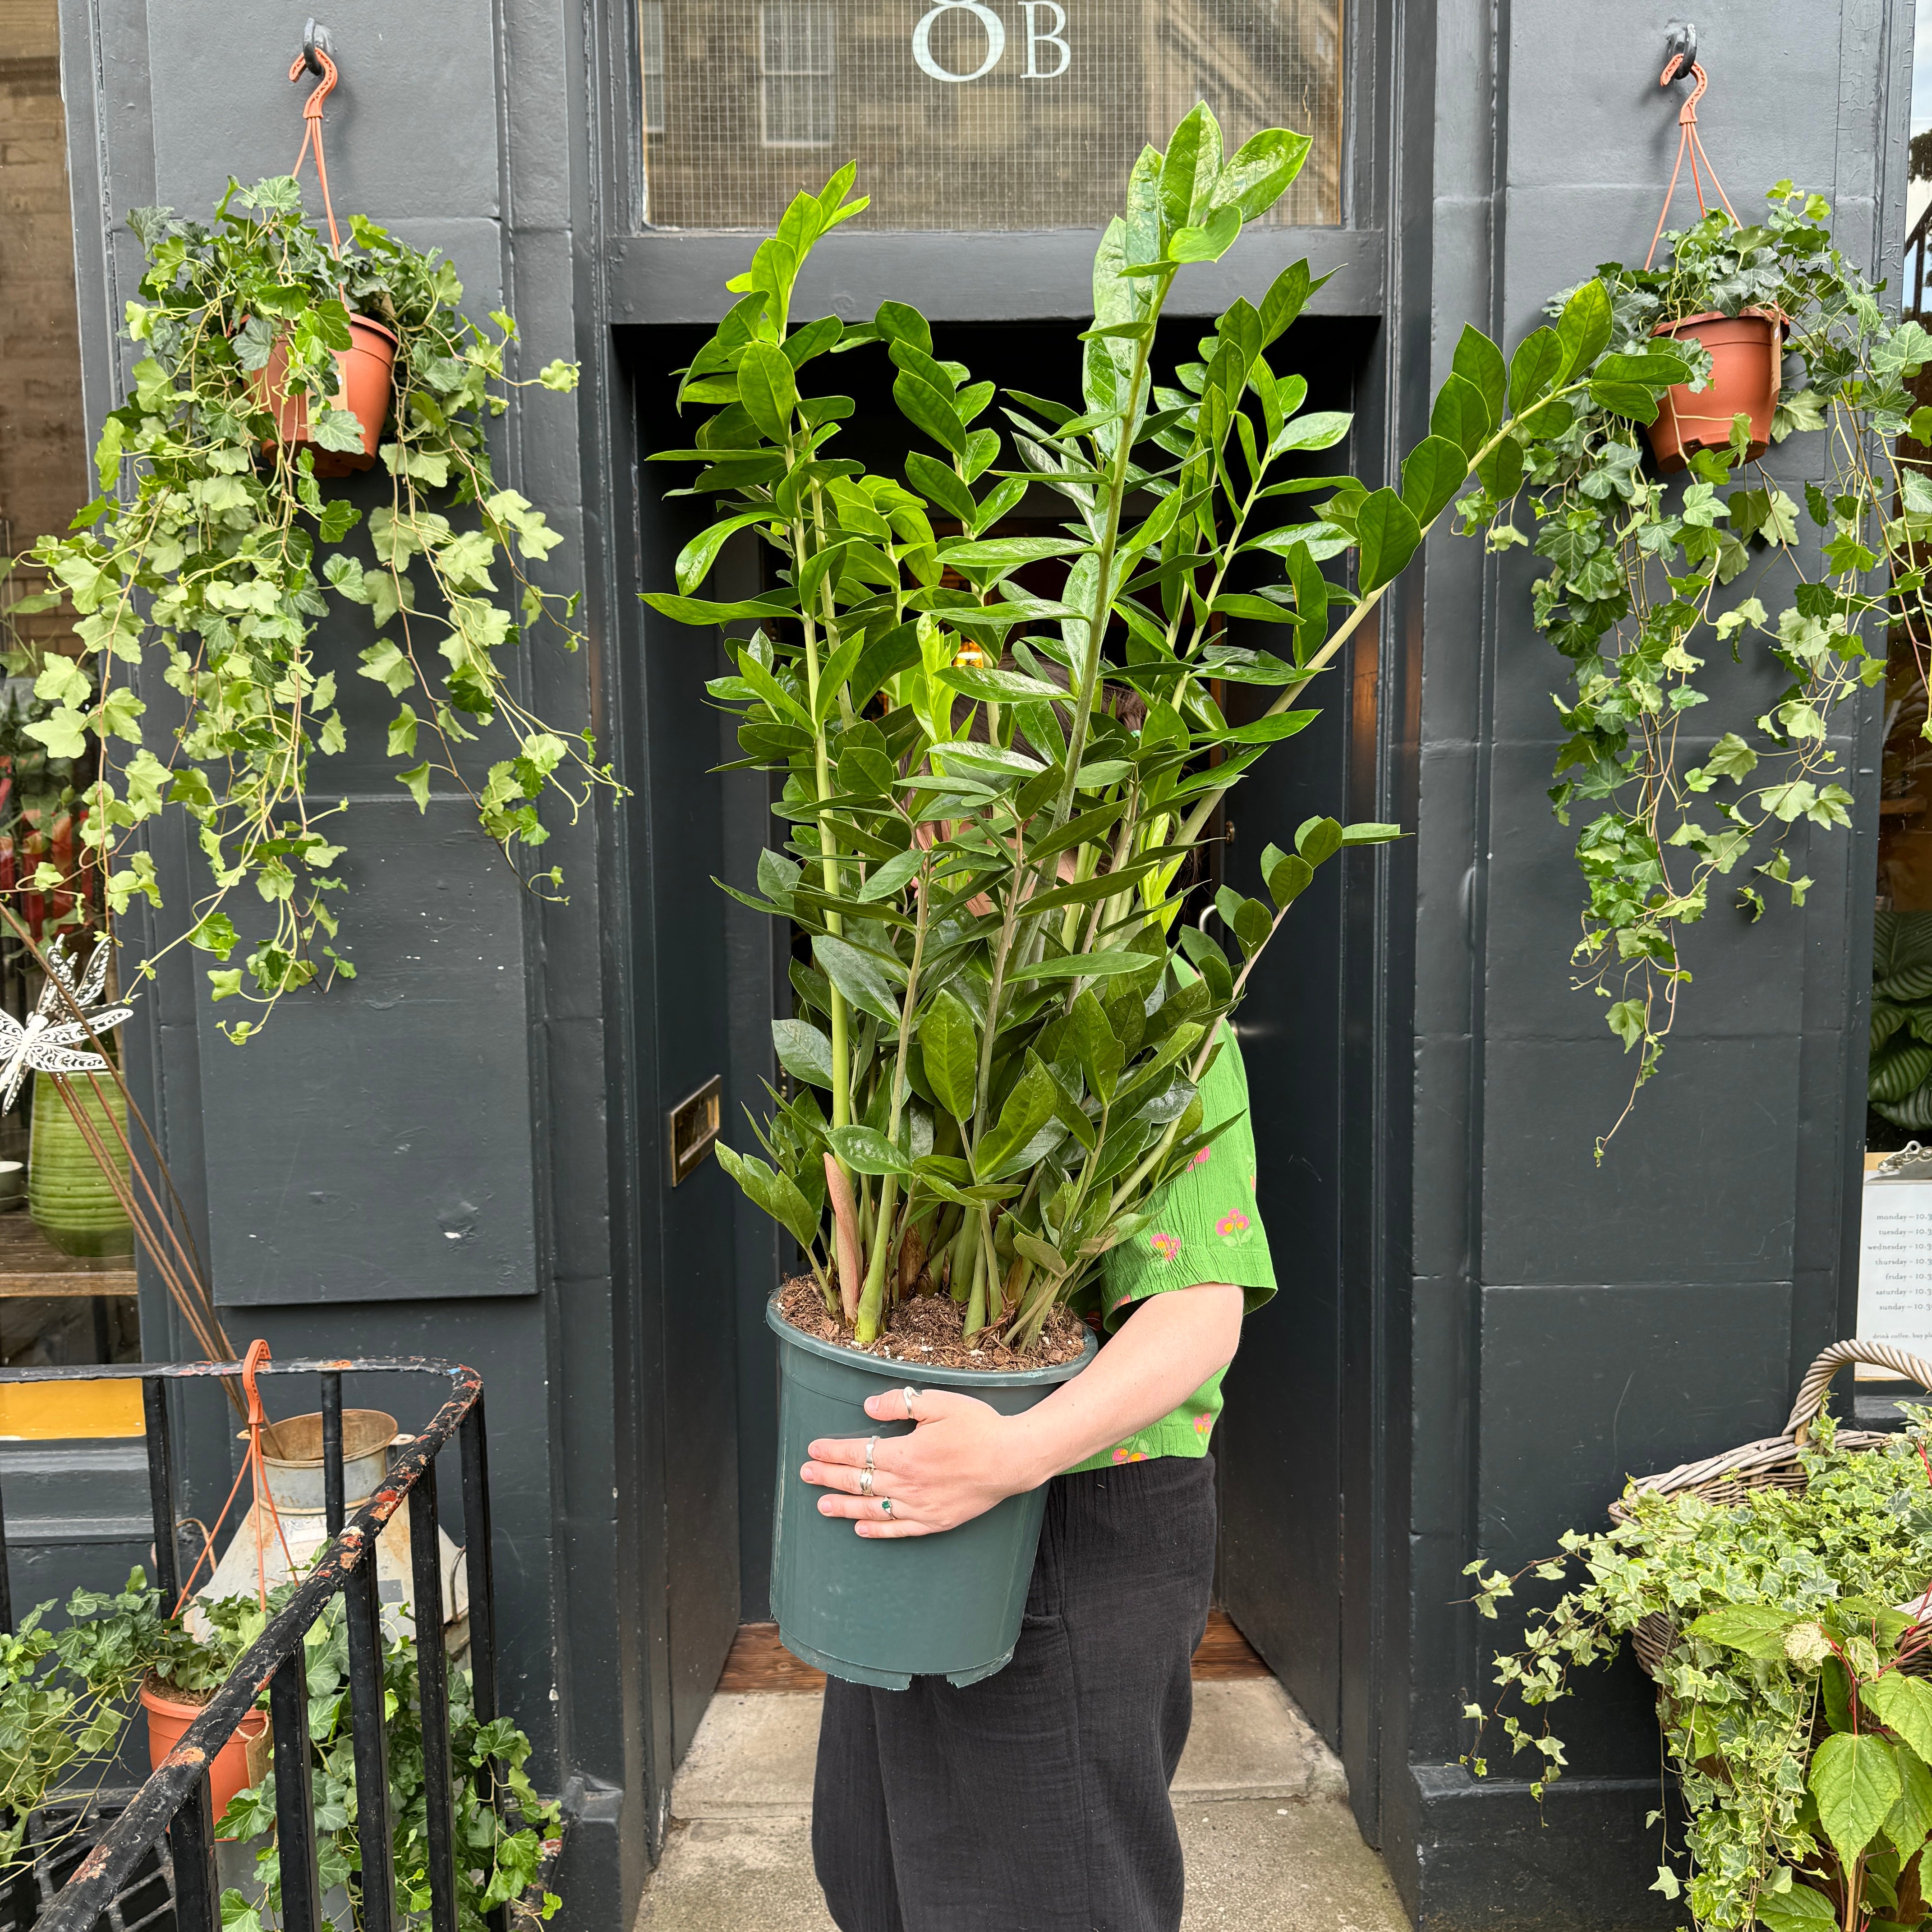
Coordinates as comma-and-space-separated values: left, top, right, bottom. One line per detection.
800, 1280, 1244, 1537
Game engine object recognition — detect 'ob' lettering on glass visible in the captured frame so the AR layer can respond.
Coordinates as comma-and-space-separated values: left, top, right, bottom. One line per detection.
638, 1, 1343, 230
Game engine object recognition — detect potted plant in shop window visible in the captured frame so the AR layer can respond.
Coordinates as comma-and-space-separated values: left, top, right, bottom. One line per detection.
644, 109, 1708, 1688
9, 174, 618, 1040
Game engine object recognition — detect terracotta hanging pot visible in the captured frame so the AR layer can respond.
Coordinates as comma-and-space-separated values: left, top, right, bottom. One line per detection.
1644, 309, 1783, 474
140, 1679, 268, 1837
248, 314, 398, 478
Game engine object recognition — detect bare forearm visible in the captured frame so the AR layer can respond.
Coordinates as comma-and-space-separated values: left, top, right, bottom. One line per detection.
1008, 1284, 1244, 1483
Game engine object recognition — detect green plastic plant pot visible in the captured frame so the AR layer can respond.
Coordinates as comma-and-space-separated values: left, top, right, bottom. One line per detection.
767, 1293, 1095, 1690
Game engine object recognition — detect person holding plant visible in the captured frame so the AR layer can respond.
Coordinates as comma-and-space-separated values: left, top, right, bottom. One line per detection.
801, 1027, 1274, 1932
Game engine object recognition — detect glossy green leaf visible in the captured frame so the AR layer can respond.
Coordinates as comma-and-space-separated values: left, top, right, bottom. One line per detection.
1589, 379, 1663, 424
905, 451, 979, 527
1296, 815, 1343, 865
674, 511, 768, 597
828, 1124, 915, 1177
1160, 103, 1224, 233
738, 342, 799, 443
1170, 205, 1242, 263
1755, 1884, 1839, 1932
717, 1143, 820, 1253
1430, 372, 1492, 457
1869, 1673, 1932, 1766
1400, 436, 1470, 527
1452, 326, 1507, 430
1356, 488, 1422, 592
1211, 129, 1313, 221
921, 989, 981, 1120
772, 1018, 834, 1089
1067, 989, 1125, 1103
813, 935, 903, 1025
1262, 846, 1315, 907
1010, 951, 1163, 983
894, 371, 966, 455
1507, 327, 1566, 414
1555, 279, 1614, 378
857, 846, 924, 902
972, 1056, 1059, 1179
1888, 1734, 1932, 1861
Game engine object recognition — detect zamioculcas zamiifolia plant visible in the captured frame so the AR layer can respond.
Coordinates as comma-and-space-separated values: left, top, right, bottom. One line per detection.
13, 177, 616, 1037
646, 106, 1708, 1349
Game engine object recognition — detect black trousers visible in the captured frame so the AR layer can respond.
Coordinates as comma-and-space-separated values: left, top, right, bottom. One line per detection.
812, 1454, 1216, 1932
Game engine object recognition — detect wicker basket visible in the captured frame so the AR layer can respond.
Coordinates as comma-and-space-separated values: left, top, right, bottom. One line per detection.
1608, 1339, 1932, 1679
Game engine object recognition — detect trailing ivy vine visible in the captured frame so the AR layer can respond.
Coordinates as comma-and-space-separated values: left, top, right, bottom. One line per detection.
1465, 1413, 1932, 1932
1455, 185, 1930, 1151
13, 177, 615, 1038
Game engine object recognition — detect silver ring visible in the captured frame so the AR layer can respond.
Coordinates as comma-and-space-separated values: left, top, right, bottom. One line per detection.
859, 1467, 875, 1496
879, 1496, 894, 1518
901, 1386, 921, 1418
863, 1436, 878, 1472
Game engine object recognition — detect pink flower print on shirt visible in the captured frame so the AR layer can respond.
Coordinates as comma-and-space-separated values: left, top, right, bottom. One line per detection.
1216, 1210, 1250, 1238
1149, 1231, 1182, 1262
1112, 1447, 1149, 1464
1193, 1412, 1213, 1437
1190, 1145, 1212, 1169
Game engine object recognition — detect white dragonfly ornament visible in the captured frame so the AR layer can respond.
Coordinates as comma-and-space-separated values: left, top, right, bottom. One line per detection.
0, 934, 134, 1112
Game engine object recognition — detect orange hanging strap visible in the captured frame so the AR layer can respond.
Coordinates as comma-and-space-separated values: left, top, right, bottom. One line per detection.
169, 1338, 297, 1616
288, 43, 344, 255
1644, 56, 1741, 271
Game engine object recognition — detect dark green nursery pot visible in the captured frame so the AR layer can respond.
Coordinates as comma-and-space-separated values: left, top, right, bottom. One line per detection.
767, 1293, 1096, 1690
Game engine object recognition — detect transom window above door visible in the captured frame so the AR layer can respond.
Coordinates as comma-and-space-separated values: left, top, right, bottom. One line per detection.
637, 0, 1343, 231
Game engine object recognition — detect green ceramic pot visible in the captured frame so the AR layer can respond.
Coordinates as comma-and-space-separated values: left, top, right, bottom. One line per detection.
767, 1292, 1095, 1689
29, 1072, 134, 1258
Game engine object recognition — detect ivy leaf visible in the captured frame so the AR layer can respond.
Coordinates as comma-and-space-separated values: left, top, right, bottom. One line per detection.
1810, 1733, 1902, 1863
310, 407, 371, 454
386, 706, 420, 758
397, 762, 432, 812
24, 710, 88, 760
537, 359, 579, 392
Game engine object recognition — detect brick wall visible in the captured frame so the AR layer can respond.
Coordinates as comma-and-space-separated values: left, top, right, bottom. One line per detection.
0, 0, 86, 658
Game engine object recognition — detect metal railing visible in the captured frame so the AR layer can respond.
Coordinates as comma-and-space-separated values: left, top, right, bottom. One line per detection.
0, 1358, 501, 1932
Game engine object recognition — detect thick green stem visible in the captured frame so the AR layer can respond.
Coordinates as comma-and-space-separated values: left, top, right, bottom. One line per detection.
963, 1237, 989, 1339
855, 1174, 898, 1344
1052, 282, 1174, 830
948, 1205, 980, 1304
795, 506, 853, 1135
1174, 391, 1585, 850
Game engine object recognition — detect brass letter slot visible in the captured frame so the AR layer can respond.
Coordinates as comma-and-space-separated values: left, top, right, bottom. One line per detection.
668, 1075, 722, 1185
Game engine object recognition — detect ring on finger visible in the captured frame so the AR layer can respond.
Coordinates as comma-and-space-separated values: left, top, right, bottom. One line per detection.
863, 1435, 878, 1473
859, 1466, 875, 1497
901, 1386, 920, 1419
878, 1496, 894, 1518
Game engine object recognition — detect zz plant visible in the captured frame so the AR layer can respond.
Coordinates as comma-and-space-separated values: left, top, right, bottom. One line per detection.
15, 177, 612, 1037
1465, 1414, 1932, 1932
1455, 185, 1926, 1150
647, 109, 1705, 1347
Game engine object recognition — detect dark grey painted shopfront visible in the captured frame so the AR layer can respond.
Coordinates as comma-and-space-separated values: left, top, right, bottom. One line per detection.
36, 0, 1912, 1925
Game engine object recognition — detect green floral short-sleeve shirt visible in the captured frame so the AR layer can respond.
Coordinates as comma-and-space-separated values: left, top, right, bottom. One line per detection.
1068, 1026, 1275, 1473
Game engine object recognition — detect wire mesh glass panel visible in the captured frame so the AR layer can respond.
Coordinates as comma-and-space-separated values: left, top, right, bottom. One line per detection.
641, 0, 1343, 231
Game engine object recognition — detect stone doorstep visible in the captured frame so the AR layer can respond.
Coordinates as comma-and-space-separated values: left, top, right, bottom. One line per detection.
671, 1678, 1348, 1823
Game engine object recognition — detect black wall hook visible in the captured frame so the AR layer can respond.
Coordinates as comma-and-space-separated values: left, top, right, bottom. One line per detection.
1662, 20, 1698, 79
299, 18, 333, 77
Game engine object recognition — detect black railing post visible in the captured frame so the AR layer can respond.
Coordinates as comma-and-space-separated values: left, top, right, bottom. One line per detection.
166, 1774, 219, 1932
409, 1468, 458, 1932
321, 1372, 345, 1536
141, 1378, 179, 1608
270, 1643, 321, 1932
457, 1396, 506, 1932
345, 1551, 396, 1932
